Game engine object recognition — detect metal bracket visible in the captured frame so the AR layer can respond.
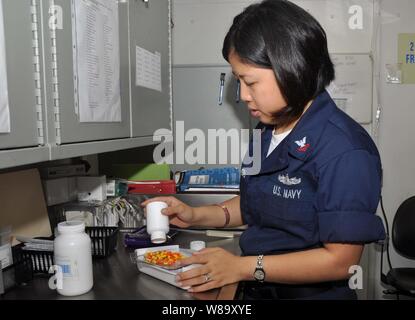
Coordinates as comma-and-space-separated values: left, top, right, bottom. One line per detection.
49, 0, 61, 145
31, 0, 45, 145
168, 0, 173, 132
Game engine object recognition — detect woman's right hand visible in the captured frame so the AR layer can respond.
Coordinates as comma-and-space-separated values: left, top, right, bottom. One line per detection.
140, 196, 195, 228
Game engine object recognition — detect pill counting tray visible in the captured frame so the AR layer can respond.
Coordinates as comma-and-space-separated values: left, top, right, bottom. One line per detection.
135, 245, 198, 290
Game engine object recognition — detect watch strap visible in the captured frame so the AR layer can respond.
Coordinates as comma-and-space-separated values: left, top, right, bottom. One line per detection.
257, 254, 264, 269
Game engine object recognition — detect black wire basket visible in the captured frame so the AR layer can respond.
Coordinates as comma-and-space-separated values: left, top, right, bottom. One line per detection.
1, 254, 33, 293
86, 227, 119, 258
12, 227, 119, 275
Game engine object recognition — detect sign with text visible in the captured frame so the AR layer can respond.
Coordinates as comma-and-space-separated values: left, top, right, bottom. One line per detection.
399, 33, 415, 84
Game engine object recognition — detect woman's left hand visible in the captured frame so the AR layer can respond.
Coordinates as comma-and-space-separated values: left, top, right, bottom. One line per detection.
177, 247, 243, 292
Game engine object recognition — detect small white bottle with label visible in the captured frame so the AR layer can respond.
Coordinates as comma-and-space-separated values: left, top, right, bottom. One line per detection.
54, 221, 93, 296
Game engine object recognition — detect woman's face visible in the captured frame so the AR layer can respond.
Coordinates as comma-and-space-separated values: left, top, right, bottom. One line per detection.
229, 51, 287, 125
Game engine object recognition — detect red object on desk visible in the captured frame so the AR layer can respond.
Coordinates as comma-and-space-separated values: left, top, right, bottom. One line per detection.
127, 180, 177, 194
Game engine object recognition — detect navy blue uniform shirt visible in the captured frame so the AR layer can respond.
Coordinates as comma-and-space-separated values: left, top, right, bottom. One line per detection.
240, 90, 386, 256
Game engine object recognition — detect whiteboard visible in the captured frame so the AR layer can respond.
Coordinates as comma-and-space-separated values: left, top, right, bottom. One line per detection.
327, 54, 373, 124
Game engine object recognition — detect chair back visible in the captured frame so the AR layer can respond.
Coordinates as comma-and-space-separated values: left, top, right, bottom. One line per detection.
392, 196, 415, 259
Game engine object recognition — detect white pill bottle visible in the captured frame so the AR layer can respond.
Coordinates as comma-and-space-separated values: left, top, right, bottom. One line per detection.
146, 201, 169, 244
54, 221, 93, 296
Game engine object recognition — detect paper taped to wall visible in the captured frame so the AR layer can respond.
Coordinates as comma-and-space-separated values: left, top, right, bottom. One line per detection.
136, 46, 162, 92
73, 0, 121, 123
0, 2, 10, 133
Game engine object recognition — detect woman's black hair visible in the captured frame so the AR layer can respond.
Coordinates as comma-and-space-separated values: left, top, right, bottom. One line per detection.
223, 0, 335, 127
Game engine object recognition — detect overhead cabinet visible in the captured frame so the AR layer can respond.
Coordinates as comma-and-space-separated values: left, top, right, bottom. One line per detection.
0, 0, 44, 150
0, 0, 172, 169
129, 0, 172, 137
41, 0, 131, 145
173, 0, 375, 66
0, 0, 49, 168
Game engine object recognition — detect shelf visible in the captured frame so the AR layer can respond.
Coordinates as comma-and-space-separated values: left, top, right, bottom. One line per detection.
0, 146, 50, 170
0, 134, 172, 170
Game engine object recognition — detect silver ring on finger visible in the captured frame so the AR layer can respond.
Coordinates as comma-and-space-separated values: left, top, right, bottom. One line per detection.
204, 273, 212, 283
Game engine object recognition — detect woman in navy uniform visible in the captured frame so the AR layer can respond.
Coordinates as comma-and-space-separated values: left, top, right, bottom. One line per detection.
142, 0, 385, 300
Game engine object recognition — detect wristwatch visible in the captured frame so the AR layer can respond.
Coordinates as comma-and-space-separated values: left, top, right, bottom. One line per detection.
253, 254, 266, 282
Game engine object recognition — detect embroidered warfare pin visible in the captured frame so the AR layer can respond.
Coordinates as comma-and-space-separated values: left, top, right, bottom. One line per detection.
295, 137, 310, 153
278, 174, 302, 186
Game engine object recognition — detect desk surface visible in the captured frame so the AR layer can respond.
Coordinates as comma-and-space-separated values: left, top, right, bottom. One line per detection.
2, 231, 241, 300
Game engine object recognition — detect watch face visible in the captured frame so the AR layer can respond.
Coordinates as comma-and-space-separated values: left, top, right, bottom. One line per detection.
254, 269, 265, 281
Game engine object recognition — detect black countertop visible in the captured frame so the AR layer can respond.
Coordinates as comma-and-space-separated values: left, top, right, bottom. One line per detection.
1, 230, 241, 300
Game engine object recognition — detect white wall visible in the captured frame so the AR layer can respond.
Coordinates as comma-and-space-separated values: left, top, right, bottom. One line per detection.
370, 0, 415, 300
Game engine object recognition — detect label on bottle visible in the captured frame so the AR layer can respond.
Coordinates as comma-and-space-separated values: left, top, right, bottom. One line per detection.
55, 255, 79, 280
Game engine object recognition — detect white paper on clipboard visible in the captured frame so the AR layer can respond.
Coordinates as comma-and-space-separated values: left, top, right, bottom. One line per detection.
72, 0, 121, 123
136, 46, 162, 92
0, 2, 10, 133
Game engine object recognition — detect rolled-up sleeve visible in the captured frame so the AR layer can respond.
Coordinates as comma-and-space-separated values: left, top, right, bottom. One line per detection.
316, 149, 386, 243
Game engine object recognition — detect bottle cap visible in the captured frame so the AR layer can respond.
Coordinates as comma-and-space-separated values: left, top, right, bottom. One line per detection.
57, 221, 85, 234
151, 231, 167, 244
190, 240, 206, 251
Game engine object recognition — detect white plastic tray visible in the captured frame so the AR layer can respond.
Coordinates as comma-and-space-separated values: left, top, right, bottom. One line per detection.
135, 245, 199, 290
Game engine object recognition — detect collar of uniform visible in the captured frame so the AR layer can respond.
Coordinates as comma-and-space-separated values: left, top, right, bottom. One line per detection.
240, 124, 289, 176
248, 91, 336, 175
256, 126, 290, 175
286, 90, 336, 161
261, 124, 273, 159
259, 140, 289, 174
241, 123, 270, 172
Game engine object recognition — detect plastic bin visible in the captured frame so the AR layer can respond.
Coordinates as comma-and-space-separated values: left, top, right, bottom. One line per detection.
12, 243, 53, 274
1, 257, 33, 294
12, 227, 119, 275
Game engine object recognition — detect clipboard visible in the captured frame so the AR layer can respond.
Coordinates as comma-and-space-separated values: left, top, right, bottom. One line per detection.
0, 169, 52, 245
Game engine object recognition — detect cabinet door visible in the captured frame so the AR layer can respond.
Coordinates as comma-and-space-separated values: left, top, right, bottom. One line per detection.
0, 0, 45, 150
41, 0, 130, 145
172, 0, 253, 66
173, 0, 374, 66
294, 0, 374, 54
328, 54, 373, 124
129, 0, 171, 137
173, 66, 251, 168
